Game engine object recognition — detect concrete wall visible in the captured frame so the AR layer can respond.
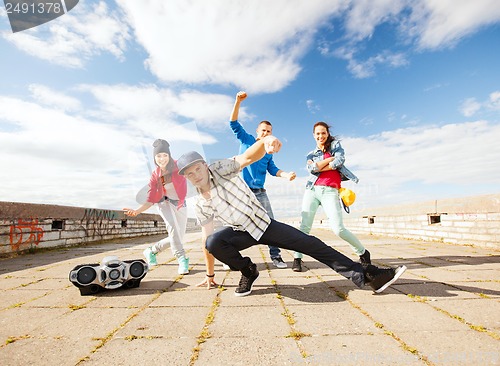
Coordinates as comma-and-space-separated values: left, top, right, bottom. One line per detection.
285, 193, 500, 249
2, 193, 499, 254
0, 201, 198, 255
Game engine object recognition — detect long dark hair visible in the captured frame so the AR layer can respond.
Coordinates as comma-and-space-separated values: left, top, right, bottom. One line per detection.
313, 121, 336, 152
163, 154, 175, 174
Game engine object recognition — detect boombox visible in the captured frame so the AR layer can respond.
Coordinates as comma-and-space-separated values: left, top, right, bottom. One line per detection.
69, 256, 149, 295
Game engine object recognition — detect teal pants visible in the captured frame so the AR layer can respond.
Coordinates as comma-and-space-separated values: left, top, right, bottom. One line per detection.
295, 186, 365, 258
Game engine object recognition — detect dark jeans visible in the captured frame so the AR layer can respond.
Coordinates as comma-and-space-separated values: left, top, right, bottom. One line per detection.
205, 219, 365, 287
252, 190, 281, 259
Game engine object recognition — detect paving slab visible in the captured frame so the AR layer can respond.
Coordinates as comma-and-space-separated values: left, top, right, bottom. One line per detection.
0, 230, 499, 366
83, 338, 197, 365
299, 334, 424, 366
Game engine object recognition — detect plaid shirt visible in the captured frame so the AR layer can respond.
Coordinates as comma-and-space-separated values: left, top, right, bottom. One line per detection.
195, 159, 271, 240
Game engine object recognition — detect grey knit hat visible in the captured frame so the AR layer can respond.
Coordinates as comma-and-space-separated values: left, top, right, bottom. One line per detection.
152, 139, 170, 157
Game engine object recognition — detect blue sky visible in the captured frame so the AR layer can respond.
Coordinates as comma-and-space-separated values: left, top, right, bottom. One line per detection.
1, 0, 499, 219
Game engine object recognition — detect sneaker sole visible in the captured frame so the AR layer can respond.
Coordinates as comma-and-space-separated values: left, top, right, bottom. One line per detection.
234, 273, 259, 297
374, 265, 407, 293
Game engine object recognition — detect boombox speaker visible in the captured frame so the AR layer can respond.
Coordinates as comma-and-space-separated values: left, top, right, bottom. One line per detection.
69, 256, 149, 295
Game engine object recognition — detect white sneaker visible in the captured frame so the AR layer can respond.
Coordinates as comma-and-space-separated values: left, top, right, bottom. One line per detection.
272, 256, 287, 269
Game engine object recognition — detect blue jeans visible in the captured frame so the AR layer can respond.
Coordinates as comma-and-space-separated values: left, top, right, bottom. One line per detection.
205, 219, 365, 288
295, 186, 365, 259
253, 190, 281, 259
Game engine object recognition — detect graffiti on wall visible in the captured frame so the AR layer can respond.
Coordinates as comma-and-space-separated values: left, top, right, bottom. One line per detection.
9, 218, 44, 251
80, 209, 117, 238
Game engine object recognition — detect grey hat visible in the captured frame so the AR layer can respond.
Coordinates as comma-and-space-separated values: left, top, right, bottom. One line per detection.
177, 151, 206, 175
153, 139, 170, 157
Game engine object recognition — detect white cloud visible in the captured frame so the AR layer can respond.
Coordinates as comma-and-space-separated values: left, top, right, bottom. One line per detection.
344, 0, 500, 50
343, 50, 409, 78
28, 84, 81, 111
81, 83, 248, 138
487, 91, 500, 111
408, 0, 500, 50
459, 91, 500, 117
0, 95, 146, 208
327, 0, 500, 78
344, 0, 406, 41
423, 83, 448, 92
0, 84, 236, 210
118, 0, 346, 93
341, 120, 500, 205
460, 98, 482, 117
306, 100, 320, 114
5, 1, 499, 86
3, 1, 130, 68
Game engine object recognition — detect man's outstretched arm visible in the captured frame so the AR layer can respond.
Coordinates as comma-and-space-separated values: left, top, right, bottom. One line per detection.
234, 135, 282, 169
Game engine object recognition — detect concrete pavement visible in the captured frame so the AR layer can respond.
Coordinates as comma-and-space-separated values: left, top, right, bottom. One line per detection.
0, 229, 499, 365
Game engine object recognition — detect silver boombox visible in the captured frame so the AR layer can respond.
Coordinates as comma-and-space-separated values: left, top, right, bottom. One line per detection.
69, 256, 149, 295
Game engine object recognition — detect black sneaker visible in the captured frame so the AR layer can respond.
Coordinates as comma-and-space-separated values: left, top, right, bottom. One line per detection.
365, 265, 407, 293
292, 258, 302, 272
359, 249, 371, 265
235, 263, 259, 297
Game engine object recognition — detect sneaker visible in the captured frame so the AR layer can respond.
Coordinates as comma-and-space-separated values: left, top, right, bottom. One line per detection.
272, 256, 287, 269
143, 247, 158, 266
234, 263, 259, 297
222, 263, 231, 270
177, 256, 189, 275
365, 265, 407, 293
359, 249, 371, 265
292, 258, 302, 272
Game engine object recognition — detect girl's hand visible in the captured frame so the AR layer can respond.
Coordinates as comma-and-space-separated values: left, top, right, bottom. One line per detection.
123, 208, 138, 217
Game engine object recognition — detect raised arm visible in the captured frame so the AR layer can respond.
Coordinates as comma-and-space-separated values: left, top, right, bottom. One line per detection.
230, 91, 247, 122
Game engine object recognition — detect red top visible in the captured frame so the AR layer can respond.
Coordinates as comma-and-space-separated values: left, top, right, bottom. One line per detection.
146, 160, 187, 209
314, 152, 342, 189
